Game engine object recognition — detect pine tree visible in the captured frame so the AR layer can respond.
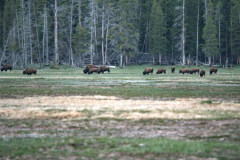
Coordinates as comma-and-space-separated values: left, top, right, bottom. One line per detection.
149, 0, 166, 65
73, 24, 89, 62
215, 1, 223, 64
231, 0, 240, 65
203, 1, 218, 66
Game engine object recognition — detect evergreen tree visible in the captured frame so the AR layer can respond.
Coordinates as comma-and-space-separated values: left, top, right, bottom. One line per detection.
215, 1, 223, 64
231, 0, 240, 65
73, 24, 89, 64
203, 1, 218, 65
149, 0, 166, 65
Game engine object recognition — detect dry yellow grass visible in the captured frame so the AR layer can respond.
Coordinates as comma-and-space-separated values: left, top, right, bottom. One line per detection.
0, 96, 239, 119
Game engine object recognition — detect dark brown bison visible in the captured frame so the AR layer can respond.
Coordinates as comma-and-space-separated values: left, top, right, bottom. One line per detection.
210, 67, 218, 75
190, 68, 199, 74
200, 70, 205, 77
83, 64, 98, 74
156, 68, 166, 74
23, 68, 37, 75
88, 67, 99, 74
98, 66, 110, 74
171, 66, 175, 73
143, 67, 153, 75
1, 64, 12, 72
179, 68, 190, 74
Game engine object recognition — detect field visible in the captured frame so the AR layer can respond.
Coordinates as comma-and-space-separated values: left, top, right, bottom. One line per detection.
0, 65, 240, 160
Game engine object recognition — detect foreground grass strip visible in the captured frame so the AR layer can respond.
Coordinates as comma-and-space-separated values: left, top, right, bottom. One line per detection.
0, 137, 239, 159
0, 85, 239, 99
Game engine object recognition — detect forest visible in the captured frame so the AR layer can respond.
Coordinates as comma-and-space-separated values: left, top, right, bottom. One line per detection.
0, 0, 240, 68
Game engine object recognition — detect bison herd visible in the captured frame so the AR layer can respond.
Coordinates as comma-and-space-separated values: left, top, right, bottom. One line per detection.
1, 64, 218, 77
143, 66, 218, 77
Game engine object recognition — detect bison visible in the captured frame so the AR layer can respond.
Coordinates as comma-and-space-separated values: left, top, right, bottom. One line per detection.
200, 69, 205, 77
190, 68, 199, 74
156, 68, 166, 74
23, 68, 37, 75
88, 67, 99, 74
1, 64, 12, 72
179, 68, 190, 74
83, 64, 98, 74
210, 67, 218, 75
171, 66, 175, 73
143, 67, 153, 75
98, 66, 110, 74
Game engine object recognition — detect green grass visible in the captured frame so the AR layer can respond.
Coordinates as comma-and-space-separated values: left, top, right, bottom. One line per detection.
200, 100, 213, 104
0, 137, 239, 159
0, 85, 239, 100
0, 65, 239, 99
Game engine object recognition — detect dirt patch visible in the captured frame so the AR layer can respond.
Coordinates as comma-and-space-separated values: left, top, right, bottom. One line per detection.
0, 96, 239, 119
1, 118, 239, 142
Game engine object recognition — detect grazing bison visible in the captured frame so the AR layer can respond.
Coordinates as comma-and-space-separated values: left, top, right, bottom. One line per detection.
190, 68, 199, 74
200, 69, 205, 77
143, 67, 153, 75
88, 67, 99, 74
1, 64, 12, 72
156, 68, 166, 74
23, 68, 37, 75
210, 67, 218, 75
171, 66, 175, 73
179, 68, 190, 74
98, 66, 110, 74
83, 64, 98, 74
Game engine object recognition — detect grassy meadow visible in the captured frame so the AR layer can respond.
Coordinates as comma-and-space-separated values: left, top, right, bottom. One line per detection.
0, 65, 240, 159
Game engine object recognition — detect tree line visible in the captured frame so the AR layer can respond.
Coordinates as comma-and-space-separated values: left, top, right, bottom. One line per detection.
0, 0, 239, 68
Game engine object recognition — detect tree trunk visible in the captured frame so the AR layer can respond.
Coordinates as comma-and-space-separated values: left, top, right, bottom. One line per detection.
182, 0, 185, 66
225, 22, 228, 67
42, 5, 46, 65
104, 11, 109, 65
78, 0, 82, 26
28, 0, 33, 64
69, 0, 74, 67
16, 12, 23, 67
32, 0, 41, 65
218, 15, 221, 65
126, 56, 129, 66
120, 52, 123, 68
196, 0, 199, 66
101, 4, 105, 65
46, 6, 49, 65
158, 53, 162, 65
152, 56, 155, 65
54, 0, 59, 65
171, 42, 174, 64
90, 0, 94, 65
208, 56, 211, 66
187, 54, 190, 66
204, 0, 208, 20
93, 0, 98, 57
21, 0, 27, 67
